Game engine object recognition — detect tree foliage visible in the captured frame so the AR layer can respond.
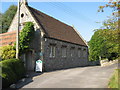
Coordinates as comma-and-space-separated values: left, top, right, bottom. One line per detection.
19, 22, 35, 54
89, 17, 119, 61
89, 0, 119, 61
1, 5, 17, 33
0, 45, 16, 60
98, 0, 119, 12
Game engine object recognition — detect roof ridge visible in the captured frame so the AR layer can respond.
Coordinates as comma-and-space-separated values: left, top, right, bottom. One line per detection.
28, 6, 73, 28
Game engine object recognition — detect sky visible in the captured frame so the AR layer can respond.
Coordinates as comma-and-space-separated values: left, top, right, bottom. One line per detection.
1, 0, 113, 41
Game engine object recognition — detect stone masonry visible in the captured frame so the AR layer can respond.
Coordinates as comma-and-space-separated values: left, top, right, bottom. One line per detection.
43, 38, 89, 71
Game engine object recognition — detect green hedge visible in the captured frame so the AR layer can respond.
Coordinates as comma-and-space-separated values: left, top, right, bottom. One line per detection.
0, 59, 25, 88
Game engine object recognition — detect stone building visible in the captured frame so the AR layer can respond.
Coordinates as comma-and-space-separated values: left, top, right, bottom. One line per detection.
3, 0, 89, 71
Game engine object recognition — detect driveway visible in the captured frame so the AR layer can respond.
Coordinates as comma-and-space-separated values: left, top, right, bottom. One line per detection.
22, 63, 117, 88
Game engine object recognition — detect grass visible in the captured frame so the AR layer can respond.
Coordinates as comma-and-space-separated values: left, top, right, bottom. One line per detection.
108, 69, 120, 89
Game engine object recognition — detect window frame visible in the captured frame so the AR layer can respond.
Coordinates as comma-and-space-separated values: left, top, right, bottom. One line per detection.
70, 47, 75, 57
49, 44, 56, 58
61, 46, 67, 58
83, 48, 87, 58
78, 48, 81, 57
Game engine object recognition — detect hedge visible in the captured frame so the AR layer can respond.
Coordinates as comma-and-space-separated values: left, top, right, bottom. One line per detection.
0, 59, 25, 88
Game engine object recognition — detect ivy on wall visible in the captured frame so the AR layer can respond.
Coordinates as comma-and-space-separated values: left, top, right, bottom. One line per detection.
19, 22, 35, 54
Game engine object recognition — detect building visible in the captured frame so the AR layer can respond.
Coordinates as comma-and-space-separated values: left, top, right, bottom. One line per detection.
1, 0, 89, 71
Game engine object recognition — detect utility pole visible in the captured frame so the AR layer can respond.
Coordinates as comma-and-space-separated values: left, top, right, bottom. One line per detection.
16, 0, 20, 59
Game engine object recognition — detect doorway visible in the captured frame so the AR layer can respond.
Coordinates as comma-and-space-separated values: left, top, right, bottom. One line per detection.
25, 51, 35, 71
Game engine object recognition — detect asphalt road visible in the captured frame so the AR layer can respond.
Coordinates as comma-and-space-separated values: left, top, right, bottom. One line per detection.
22, 63, 117, 88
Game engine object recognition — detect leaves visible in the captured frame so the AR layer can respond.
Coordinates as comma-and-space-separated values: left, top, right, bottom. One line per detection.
89, 17, 119, 61
0, 5, 17, 33
0, 45, 16, 60
98, 0, 119, 12
19, 22, 35, 54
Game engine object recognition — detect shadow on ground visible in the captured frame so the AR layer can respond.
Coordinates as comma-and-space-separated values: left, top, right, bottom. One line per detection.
16, 71, 43, 89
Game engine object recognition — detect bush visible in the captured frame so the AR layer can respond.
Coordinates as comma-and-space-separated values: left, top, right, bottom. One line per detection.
0, 59, 25, 88
0, 45, 16, 60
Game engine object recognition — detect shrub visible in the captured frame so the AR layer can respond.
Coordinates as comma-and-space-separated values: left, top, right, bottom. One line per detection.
0, 45, 16, 60
0, 59, 25, 88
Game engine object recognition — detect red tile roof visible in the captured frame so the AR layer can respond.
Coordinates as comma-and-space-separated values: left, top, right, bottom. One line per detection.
0, 31, 16, 46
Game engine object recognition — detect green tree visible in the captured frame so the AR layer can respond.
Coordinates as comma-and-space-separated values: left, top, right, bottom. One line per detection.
1, 5, 17, 33
89, 29, 106, 61
19, 22, 35, 54
0, 45, 16, 60
89, 0, 119, 61
89, 19, 119, 61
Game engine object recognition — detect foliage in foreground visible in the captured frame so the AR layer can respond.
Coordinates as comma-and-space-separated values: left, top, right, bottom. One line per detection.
0, 45, 16, 60
108, 69, 120, 88
0, 59, 25, 88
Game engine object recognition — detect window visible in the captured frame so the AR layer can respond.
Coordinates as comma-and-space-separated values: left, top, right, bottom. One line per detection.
70, 47, 75, 57
78, 48, 81, 57
21, 13, 24, 18
61, 46, 67, 57
83, 49, 87, 57
50, 45, 56, 58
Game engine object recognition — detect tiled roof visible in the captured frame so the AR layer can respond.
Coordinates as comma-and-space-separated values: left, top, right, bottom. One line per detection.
0, 31, 16, 46
28, 6, 87, 46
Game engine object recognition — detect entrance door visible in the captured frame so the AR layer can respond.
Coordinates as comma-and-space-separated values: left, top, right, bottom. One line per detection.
25, 51, 35, 71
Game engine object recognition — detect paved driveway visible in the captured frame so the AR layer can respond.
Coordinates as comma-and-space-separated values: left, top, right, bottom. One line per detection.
22, 63, 117, 88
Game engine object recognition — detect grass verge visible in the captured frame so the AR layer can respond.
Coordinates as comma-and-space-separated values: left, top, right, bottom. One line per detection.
108, 69, 120, 89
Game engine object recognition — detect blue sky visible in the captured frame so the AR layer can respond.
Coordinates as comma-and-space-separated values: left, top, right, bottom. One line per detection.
1, 1, 113, 41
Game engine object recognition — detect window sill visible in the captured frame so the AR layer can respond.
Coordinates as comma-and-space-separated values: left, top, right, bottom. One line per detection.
62, 57, 67, 58
49, 56, 55, 58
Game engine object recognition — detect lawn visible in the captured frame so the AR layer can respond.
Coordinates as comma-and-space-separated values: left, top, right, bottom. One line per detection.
108, 69, 120, 89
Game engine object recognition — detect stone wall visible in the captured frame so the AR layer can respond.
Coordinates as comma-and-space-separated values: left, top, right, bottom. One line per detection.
88, 60, 100, 66
43, 38, 89, 71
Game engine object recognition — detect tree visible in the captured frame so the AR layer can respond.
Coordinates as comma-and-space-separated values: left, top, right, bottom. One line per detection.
19, 22, 35, 54
89, 18, 119, 61
89, 29, 106, 61
1, 5, 17, 33
98, 0, 119, 12
89, 29, 118, 61
89, 0, 120, 61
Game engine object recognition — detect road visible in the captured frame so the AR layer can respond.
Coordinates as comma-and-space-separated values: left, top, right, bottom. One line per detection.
22, 63, 117, 88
